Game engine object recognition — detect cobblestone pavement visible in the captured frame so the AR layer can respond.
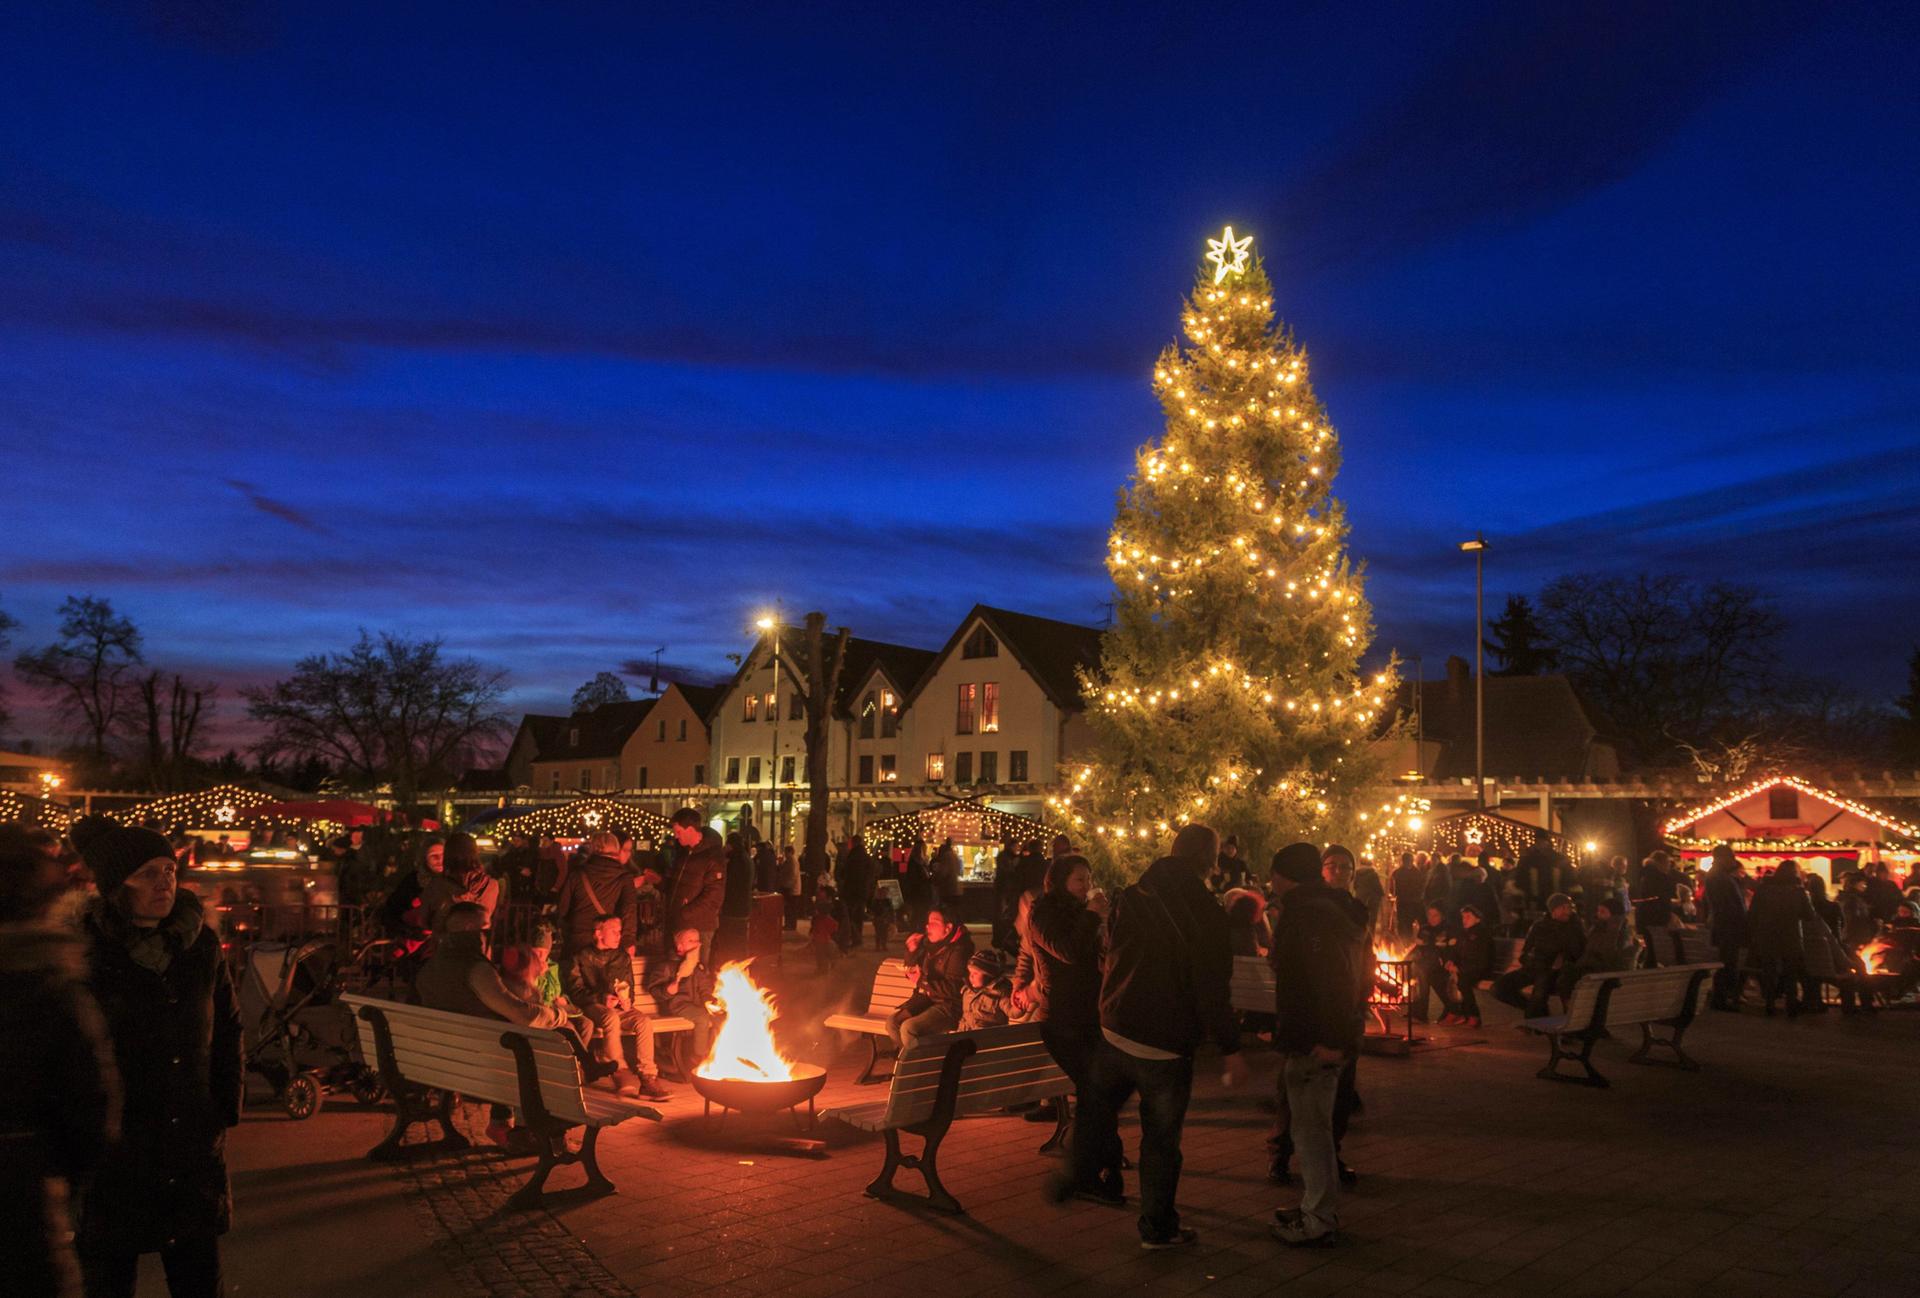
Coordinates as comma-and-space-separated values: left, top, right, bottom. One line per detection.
232, 939, 1920, 1297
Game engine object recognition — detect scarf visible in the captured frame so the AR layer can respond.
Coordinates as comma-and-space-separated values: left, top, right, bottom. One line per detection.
92, 889, 206, 974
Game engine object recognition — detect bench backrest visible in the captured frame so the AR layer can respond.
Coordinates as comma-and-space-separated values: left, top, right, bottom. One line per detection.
883, 1023, 1066, 1127
867, 958, 916, 1017
1561, 964, 1716, 1031
1648, 927, 1716, 967
628, 953, 670, 1019
339, 992, 597, 1125
1231, 955, 1275, 1013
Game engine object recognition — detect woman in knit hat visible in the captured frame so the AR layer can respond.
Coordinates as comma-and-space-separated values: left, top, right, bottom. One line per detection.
68, 815, 242, 1298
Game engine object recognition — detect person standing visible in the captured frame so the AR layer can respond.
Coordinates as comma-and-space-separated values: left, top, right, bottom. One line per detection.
1063, 825, 1245, 1251
1269, 846, 1368, 1189
70, 817, 242, 1298
1025, 854, 1112, 1185
555, 830, 638, 958
1267, 842, 1367, 1248
664, 810, 727, 968
1748, 860, 1817, 1017
900, 838, 931, 927
442, 831, 500, 931
1632, 850, 1681, 937
931, 837, 965, 915
1, 825, 120, 1298
776, 845, 802, 930
1702, 845, 1750, 1009
1389, 851, 1425, 938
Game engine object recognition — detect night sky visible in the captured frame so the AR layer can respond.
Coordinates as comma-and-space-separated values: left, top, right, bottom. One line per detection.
3, 2, 1917, 745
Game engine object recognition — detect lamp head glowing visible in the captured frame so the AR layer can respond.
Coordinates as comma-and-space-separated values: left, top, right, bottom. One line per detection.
1584, 840, 1598, 854
755, 615, 776, 632
1458, 536, 1487, 553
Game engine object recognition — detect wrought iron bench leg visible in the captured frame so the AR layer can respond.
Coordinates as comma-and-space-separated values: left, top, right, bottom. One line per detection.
865, 1129, 905, 1200
508, 1136, 561, 1209
1538, 1032, 1608, 1088
1038, 1096, 1071, 1154
578, 1126, 616, 1197
436, 1087, 470, 1150
856, 1035, 894, 1086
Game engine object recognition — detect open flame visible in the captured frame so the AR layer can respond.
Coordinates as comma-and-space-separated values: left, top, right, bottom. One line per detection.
694, 962, 801, 1083
1860, 943, 1892, 977
1369, 936, 1412, 1007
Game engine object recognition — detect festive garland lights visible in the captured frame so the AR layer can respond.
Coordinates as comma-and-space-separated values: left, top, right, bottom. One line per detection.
110, 784, 291, 831
0, 789, 76, 831
1426, 811, 1571, 861
861, 797, 1050, 850
489, 798, 673, 842
1660, 776, 1920, 841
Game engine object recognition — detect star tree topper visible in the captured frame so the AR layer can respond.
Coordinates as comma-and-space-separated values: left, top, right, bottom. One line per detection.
1205, 224, 1253, 283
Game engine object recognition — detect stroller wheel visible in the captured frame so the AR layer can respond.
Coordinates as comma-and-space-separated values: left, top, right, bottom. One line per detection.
285, 1071, 325, 1120
348, 1072, 386, 1108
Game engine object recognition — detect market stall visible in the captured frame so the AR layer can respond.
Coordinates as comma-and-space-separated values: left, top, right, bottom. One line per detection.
1661, 775, 1920, 884
1424, 809, 1572, 865
489, 797, 672, 845
0, 788, 75, 831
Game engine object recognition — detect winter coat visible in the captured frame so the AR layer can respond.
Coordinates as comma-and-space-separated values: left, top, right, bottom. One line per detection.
901, 846, 931, 909
837, 842, 875, 916
563, 945, 637, 1007
1747, 875, 1817, 963
1518, 914, 1586, 973
1450, 927, 1496, 985
446, 868, 499, 930
723, 840, 753, 918
904, 924, 975, 1016
1, 923, 119, 1298
79, 892, 242, 1254
666, 831, 728, 935
1865, 876, 1904, 922
1703, 869, 1750, 948
1838, 890, 1878, 947
776, 852, 801, 897
556, 852, 639, 954
1568, 915, 1638, 978
1270, 880, 1369, 1057
959, 979, 1011, 1032
1632, 865, 1681, 931
1390, 864, 1425, 908
641, 951, 713, 1008
1025, 890, 1104, 1035
1100, 856, 1240, 1059
416, 931, 565, 1028
931, 845, 965, 904
1450, 871, 1500, 925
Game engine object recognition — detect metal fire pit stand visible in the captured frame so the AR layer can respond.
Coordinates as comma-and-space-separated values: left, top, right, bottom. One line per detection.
1361, 956, 1421, 1057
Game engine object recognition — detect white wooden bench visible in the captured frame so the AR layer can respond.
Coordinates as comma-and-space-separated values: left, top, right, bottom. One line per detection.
823, 958, 917, 1083
1231, 954, 1276, 1013
827, 1023, 1073, 1214
1645, 927, 1718, 968
1518, 963, 1718, 1088
339, 993, 659, 1207
629, 953, 699, 1077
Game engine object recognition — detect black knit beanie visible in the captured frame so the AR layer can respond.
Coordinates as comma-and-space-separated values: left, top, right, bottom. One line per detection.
70, 815, 176, 895
1271, 841, 1323, 884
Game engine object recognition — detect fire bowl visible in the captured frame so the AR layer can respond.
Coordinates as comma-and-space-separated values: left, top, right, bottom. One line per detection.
689, 1063, 828, 1114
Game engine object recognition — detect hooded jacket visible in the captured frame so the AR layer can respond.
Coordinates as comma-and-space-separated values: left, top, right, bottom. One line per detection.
416, 930, 565, 1028
903, 921, 976, 1015
1519, 914, 1586, 972
1099, 856, 1240, 1058
79, 891, 242, 1254
1270, 880, 1369, 1056
1747, 873, 1817, 962
1, 923, 119, 1297
667, 829, 728, 935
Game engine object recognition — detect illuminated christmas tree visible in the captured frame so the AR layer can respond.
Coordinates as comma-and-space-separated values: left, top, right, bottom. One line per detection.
1056, 227, 1411, 875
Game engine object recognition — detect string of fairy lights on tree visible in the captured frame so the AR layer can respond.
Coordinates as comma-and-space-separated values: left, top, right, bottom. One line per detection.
1054, 225, 1399, 866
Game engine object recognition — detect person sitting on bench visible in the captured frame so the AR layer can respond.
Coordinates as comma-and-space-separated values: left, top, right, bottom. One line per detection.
642, 926, 717, 1064
959, 949, 1013, 1031
888, 905, 975, 1051
1558, 896, 1638, 996
1439, 904, 1493, 1026
1493, 894, 1585, 1018
564, 914, 673, 1101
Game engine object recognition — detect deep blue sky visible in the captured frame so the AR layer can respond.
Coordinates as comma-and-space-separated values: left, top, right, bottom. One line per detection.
3, 2, 1917, 745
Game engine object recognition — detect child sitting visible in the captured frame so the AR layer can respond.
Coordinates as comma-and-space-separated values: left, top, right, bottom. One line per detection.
958, 950, 1012, 1031
641, 926, 716, 1064
810, 887, 841, 973
562, 914, 672, 1101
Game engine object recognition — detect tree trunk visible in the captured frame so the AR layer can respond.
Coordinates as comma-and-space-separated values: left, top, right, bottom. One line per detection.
791, 612, 850, 889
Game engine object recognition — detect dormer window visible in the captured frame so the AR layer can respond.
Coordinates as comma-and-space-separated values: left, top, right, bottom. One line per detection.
569, 727, 580, 747
963, 625, 999, 659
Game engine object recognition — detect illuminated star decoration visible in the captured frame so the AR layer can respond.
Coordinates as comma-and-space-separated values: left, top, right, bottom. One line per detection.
582, 810, 603, 828
214, 804, 238, 825
1205, 225, 1253, 284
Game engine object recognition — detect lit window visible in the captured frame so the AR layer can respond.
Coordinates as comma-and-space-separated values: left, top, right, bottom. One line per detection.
981, 682, 999, 733
880, 754, 897, 782
744, 694, 759, 723
926, 753, 945, 781
881, 690, 898, 738
764, 691, 776, 717
956, 683, 976, 734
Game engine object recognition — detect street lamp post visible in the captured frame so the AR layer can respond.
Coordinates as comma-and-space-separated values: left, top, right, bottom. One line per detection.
1459, 534, 1488, 810
756, 612, 780, 848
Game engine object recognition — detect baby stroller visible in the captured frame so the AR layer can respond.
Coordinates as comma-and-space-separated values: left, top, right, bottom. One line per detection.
239, 938, 385, 1119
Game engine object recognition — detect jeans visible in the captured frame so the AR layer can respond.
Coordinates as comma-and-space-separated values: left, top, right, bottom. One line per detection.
1283, 1053, 1346, 1232
581, 1002, 658, 1077
1073, 1041, 1194, 1243
885, 999, 955, 1053
82, 1235, 223, 1298
1493, 967, 1554, 1018
661, 991, 716, 1063
1270, 1056, 1355, 1161
1043, 1024, 1121, 1185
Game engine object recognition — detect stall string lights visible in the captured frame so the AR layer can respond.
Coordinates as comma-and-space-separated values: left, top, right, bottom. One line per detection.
110, 784, 302, 832
861, 797, 1049, 850
1425, 811, 1570, 861
1660, 775, 1920, 841
490, 798, 673, 842
0, 789, 76, 831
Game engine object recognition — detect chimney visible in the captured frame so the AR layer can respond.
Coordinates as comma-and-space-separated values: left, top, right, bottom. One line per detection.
1445, 655, 1471, 695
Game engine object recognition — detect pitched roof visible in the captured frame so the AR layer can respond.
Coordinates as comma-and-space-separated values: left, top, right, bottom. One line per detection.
532, 698, 657, 762
723, 629, 940, 719
668, 682, 727, 724
511, 713, 568, 761
907, 604, 1105, 712
1394, 659, 1610, 781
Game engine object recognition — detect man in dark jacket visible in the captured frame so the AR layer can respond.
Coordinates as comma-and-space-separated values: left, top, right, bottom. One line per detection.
1267, 842, 1367, 1247
71, 817, 242, 1298
1389, 851, 1425, 937
1748, 861, 1819, 1017
1, 825, 119, 1298
555, 830, 639, 958
665, 809, 727, 967
1702, 845, 1751, 1010
1632, 850, 1681, 935
888, 905, 975, 1050
1493, 894, 1586, 1017
563, 914, 673, 1100
1062, 825, 1246, 1251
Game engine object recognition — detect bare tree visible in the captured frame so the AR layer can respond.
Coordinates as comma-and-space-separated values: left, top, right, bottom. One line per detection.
1535, 573, 1783, 765
13, 595, 144, 761
244, 632, 510, 806
570, 671, 629, 713
123, 671, 217, 791
773, 612, 850, 885
0, 600, 18, 736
